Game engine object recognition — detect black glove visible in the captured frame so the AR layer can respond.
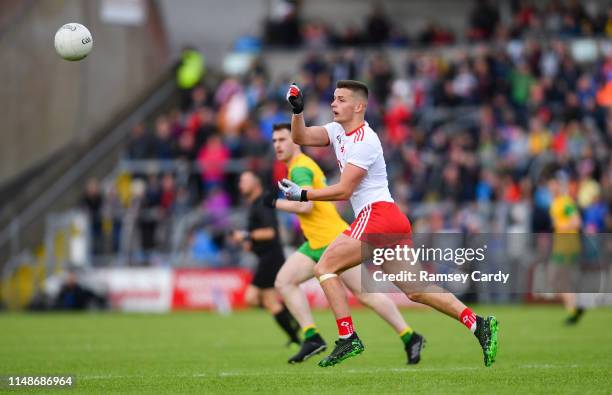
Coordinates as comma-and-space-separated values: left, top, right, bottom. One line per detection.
263, 190, 277, 208
286, 83, 304, 114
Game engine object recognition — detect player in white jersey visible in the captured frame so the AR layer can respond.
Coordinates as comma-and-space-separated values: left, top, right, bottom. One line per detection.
279, 80, 499, 367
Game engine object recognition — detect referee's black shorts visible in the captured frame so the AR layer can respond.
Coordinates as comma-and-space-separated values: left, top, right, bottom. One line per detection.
251, 252, 285, 289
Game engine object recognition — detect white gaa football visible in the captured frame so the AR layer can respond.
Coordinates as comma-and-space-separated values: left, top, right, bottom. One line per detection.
54, 23, 93, 61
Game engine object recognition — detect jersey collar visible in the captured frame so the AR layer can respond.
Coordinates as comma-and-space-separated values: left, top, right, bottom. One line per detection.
344, 122, 366, 136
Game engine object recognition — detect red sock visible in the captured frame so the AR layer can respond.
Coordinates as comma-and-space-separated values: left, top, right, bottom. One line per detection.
336, 316, 354, 338
460, 308, 477, 333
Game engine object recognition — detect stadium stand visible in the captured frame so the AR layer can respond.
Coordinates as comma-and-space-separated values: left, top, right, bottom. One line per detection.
1, 0, 611, 309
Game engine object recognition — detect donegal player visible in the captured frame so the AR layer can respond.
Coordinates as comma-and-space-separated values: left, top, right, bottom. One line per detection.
268, 123, 424, 364
547, 171, 585, 324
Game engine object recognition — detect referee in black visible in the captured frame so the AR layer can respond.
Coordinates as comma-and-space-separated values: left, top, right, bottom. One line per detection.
232, 170, 300, 346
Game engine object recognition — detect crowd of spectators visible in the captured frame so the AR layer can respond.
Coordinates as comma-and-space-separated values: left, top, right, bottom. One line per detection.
265, 0, 612, 49
81, 2, 612, 266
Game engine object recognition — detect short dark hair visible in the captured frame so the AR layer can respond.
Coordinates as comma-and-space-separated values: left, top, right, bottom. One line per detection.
336, 80, 369, 100
272, 123, 291, 132
241, 169, 262, 185
241, 168, 274, 187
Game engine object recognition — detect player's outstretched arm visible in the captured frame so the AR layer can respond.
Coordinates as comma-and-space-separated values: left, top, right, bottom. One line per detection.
291, 114, 329, 147
286, 84, 329, 147
275, 199, 313, 214
276, 193, 314, 214
279, 164, 365, 202
264, 188, 314, 214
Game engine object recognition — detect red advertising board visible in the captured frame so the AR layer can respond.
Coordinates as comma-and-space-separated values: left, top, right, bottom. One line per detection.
86, 267, 418, 312
172, 268, 253, 310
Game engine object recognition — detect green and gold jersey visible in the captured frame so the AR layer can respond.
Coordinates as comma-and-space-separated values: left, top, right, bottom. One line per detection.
288, 153, 348, 249
550, 195, 581, 259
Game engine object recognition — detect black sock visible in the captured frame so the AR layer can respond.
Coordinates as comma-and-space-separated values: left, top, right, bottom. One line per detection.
274, 306, 300, 343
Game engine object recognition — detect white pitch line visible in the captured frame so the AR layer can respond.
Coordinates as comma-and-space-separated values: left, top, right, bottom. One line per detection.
81, 364, 585, 380
216, 367, 480, 377
216, 364, 589, 377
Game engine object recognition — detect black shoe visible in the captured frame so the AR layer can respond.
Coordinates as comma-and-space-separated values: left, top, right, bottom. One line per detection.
318, 332, 365, 367
288, 334, 327, 364
474, 315, 499, 367
565, 308, 585, 325
405, 332, 425, 365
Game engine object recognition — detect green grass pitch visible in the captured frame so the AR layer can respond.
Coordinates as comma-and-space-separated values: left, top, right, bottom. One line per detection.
0, 305, 611, 394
